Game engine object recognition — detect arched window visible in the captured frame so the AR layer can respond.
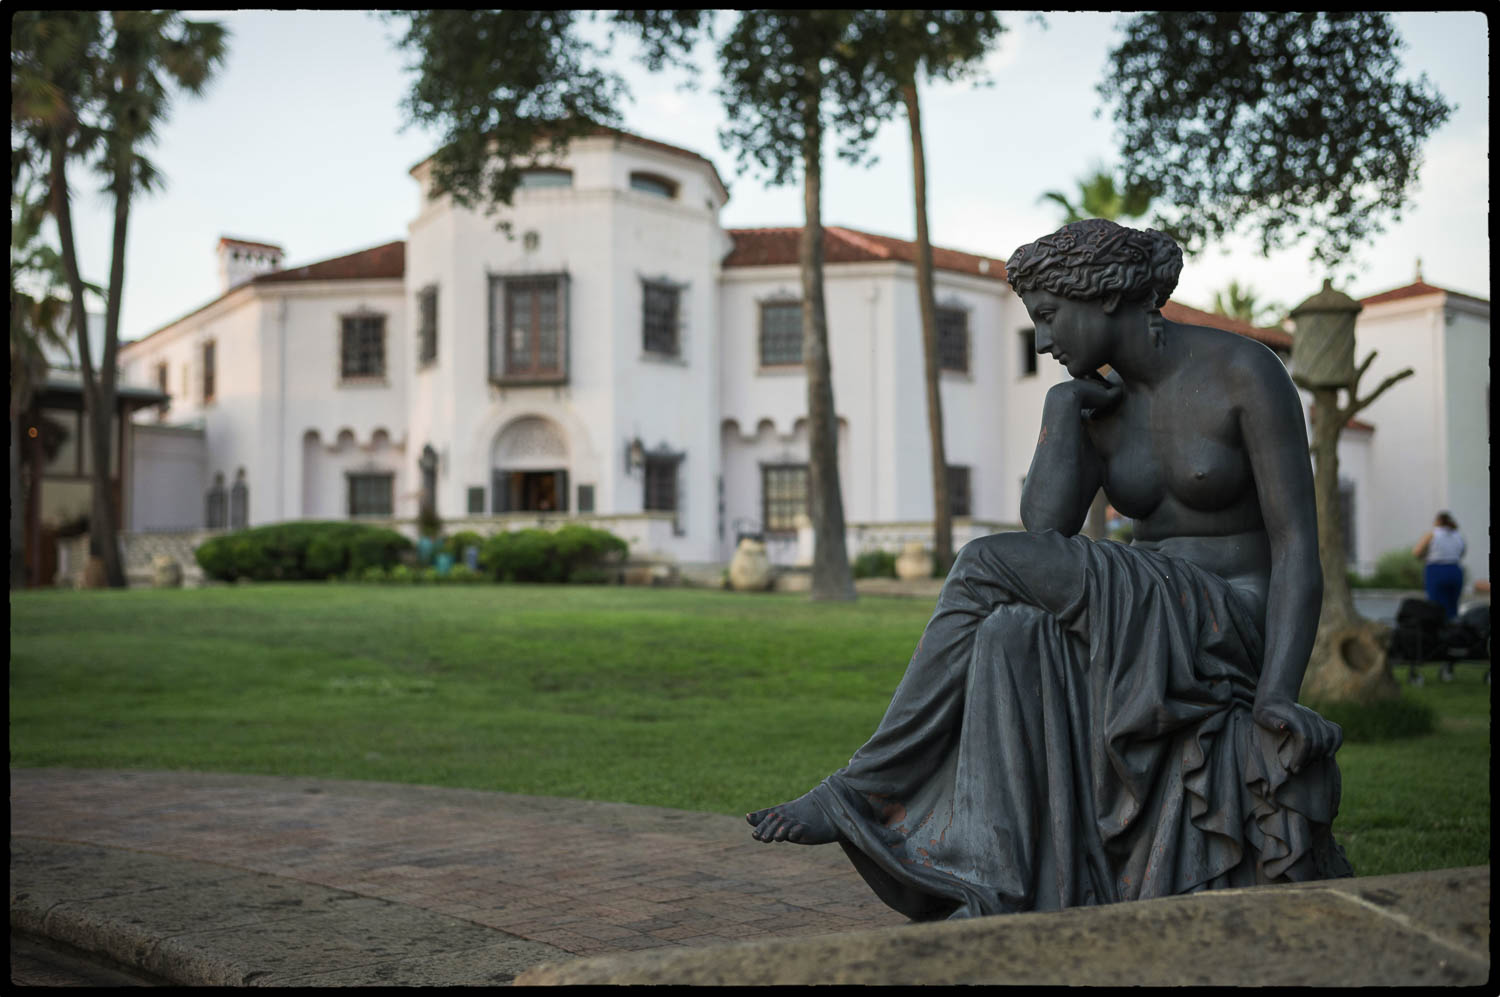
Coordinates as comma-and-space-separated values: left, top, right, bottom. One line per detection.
629, 171, 678, 199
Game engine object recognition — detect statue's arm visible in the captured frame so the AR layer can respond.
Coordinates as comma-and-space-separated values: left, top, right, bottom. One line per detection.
1020, 378, 1114, 535
1237, 347, 1339, 765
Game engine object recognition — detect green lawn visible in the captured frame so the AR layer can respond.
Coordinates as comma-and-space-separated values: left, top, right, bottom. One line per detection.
9, 584, 1490, 877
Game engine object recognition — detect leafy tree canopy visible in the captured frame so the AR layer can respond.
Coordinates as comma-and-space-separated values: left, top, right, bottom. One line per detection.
851, 10, 1004, 93
385, 10, 709, 219
715, 10, 899, 185
1100, 12, 1453, 269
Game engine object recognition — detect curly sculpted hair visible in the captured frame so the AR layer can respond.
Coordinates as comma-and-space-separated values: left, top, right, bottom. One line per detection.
1005, 218, 1183, 310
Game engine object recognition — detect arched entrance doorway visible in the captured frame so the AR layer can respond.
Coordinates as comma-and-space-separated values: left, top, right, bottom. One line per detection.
491, 416, 569, 512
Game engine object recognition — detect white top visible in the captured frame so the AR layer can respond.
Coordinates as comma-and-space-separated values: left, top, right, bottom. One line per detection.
1427, 526, 1466, 564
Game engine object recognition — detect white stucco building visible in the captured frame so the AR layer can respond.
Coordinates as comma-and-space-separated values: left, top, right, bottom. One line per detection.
116, 128, 1489, 582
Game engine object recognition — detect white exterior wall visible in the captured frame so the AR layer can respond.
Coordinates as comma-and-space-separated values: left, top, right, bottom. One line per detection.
275, 281, 408, 520
119, 289, 265, 521
406, 136, 729, 561
128, 424, 208, 532
117, 135, 1484, 581
1441, 306, 1491, 579
1351, 294, 1491, 581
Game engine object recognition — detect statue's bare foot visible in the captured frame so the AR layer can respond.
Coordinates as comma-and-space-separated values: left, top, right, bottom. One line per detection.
746, 789, 838, 844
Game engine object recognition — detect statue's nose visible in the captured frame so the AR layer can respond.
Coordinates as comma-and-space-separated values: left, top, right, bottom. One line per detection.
1035, 326, 1054, 354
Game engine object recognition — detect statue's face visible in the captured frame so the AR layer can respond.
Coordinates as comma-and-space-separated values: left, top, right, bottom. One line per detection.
1019, 289, 1118, 379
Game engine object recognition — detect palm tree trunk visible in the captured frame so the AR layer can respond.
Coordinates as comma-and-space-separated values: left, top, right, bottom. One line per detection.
49, 134, 127, 587
801, 102, 855, 601
902, 82, 953, 575
87, 153, 132, 588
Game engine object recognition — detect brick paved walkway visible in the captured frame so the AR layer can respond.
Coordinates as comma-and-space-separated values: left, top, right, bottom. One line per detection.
10, 769, 905, 958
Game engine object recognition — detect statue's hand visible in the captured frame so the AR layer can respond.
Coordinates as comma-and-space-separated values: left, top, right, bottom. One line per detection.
1047, 374, 1123, 419
1253, 698, 1343, 774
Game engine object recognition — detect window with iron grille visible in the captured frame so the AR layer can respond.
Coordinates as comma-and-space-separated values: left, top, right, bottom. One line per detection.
347, 472, 393, 517
644, 455, 680, 512
1019, 328, 1038, 376
937, 307, 969, 373
417, 286, 438, 365
642, 281, 680, 356
492, 274, 567, 382
759, 301, 802, 367
202, 340, 216, 402
340, 315, 386, 379
947, 465, 972, 518
762, 463, 809, 534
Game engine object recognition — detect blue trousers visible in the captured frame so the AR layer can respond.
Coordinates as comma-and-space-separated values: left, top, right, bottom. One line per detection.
1424, 562, 1463, 619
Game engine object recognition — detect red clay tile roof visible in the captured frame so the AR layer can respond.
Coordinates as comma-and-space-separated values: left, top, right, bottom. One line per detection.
727, 227, 1293, 350
1358, 279, 1489, 308
253, 241, 405, 285
125, 241, 406, 349
725, 226, 1008, 282
217, 236, 283, 253
1159, 300, 1292, 352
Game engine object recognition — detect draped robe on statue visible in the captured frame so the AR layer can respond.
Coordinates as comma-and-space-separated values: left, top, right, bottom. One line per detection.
805, 530, 1352, 921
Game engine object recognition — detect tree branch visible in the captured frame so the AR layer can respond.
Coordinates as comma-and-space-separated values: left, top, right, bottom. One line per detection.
1341, 367, 1415, 424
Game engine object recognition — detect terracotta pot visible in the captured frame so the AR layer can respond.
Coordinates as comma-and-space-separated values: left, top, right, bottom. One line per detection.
895, 541, 933, 581
729, 538, 772, 591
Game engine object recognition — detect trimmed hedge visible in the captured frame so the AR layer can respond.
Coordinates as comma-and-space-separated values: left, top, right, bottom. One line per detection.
443, 530, 486, 560
851, 550, 898, 579
195, 522, 413, 582
1351, 548, 1425, 590
479, 525, 627, 583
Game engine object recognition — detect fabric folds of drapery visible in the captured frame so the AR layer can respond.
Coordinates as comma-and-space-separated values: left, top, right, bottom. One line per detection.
807, 531, 1352, 921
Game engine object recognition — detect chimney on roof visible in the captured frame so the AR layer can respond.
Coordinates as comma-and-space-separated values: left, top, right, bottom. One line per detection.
1415, 257, 1424, 283
217, 237, 284, 292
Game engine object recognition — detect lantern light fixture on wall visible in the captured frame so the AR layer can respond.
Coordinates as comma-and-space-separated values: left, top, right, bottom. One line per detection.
626, 436, 646, 474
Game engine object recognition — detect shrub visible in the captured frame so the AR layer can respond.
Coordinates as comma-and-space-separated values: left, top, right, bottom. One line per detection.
1308, 696, 1437, 741
387, 563, 414, 584
443, 530, 486, 561
194, 535, 237, 581
194, 522, 413, 582
1359, 548, 1425, 590
852, 550, 897, 579
359, 565, 388, 584
446, 563, 482, 584
480, 526, 627, 583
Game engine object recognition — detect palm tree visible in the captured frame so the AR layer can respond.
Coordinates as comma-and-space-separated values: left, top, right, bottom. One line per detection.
12, 11, 228, 587
1212, 279, 1283, 327
1039, 166, 1154, 224
9, 176, 75, 588
861, 11, 1006, 576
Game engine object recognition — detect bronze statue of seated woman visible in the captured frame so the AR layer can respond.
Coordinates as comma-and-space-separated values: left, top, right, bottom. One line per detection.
747, 218, 1352, 921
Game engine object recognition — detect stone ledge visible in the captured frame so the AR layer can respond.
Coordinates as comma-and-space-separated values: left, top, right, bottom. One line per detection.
513, 866, 1490, 987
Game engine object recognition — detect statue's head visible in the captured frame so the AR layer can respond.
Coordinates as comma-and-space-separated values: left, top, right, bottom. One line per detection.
1005, 219, 1183, 311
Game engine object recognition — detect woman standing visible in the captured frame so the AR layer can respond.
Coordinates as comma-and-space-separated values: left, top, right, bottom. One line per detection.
1414, 512, 1466, 618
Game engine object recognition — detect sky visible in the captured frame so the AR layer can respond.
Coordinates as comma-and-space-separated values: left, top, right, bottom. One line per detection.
48, 10, 1491, 347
